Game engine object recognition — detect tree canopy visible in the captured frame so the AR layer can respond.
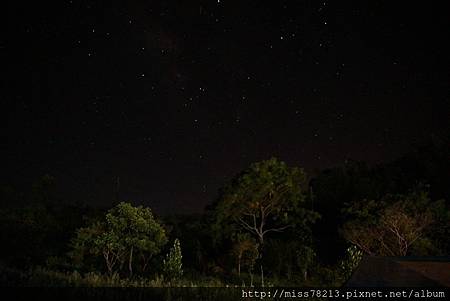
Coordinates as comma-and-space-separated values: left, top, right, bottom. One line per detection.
214, 158, 319, 245
71, 202, 167, 276
341, 191, 447, 256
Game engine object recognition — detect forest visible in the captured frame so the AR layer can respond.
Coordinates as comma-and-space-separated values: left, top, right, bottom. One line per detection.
0, 139, 448, 288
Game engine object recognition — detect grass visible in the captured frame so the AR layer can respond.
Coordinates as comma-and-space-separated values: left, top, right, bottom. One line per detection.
0, 265, 336, 301
0, 265, 227, 287
0, 263, 345, 288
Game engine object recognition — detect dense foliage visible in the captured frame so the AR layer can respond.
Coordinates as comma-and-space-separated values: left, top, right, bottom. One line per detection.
212, 158, 320, 285
162, 238, 183, 281
340, 191, 444, 256
0, 140, 448, 287
70, 202, 168, 276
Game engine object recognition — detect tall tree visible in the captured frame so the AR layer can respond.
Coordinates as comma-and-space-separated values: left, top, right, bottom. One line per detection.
214, 158, 319, 285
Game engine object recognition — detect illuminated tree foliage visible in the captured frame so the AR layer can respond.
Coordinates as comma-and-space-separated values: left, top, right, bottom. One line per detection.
341, 191, 440, 256
71, 202, 167, 276
214, 158, 319, 285
339, 245, 363, 281
162, 238, 183, 281
231, 232, 259, 278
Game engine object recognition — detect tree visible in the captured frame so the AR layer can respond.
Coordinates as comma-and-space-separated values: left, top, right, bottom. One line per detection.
339, 245, 363, 281
231, 233, 259, 279
0, 203, 58, 267
214, 158, 319, 285
380, 202, 433, 256
95, 226, 125, 275
341, 191, 436, 256
105, 202, 168, 276
162, 238, 183, 281
296, 245, 316, 281
70, 202, 168, 276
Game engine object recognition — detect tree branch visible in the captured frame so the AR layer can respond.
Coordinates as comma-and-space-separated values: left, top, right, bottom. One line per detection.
237, 217, 257, 234
262, 224, 293, 236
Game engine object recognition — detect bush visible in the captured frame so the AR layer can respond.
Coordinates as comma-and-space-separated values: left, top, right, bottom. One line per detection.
163, 238, 183, 281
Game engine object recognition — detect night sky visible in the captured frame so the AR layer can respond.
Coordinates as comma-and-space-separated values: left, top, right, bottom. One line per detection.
3, 1, 449, 213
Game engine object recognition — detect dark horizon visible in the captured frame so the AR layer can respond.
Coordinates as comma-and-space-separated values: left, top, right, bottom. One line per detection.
2, 1, 449, 213
0, 137, 446, 215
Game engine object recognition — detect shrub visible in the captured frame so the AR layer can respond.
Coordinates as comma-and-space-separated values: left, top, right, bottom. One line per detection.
162, 238, 183, 281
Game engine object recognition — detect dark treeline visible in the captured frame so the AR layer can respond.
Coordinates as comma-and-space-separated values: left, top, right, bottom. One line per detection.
311, 137, 450, 264
0, 137, 448, 287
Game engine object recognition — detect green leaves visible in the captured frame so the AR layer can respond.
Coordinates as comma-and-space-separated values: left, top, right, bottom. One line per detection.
162, 238, 183, 281
340, 191, 443, 256
70, 202, 168, 275
339, 245, 363, 281
214, 157, 319, 248
105, 202, 167, 255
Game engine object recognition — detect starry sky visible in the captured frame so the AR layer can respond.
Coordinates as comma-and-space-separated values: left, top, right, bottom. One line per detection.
3, 1, 449, 213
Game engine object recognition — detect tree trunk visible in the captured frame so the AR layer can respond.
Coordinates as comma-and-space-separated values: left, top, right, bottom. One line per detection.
119, 258, 124, 272
103, 251, 113, 275
238, 253, 241, 277
260, 264, 264, 287
128, 246, 134, 277
259, 235, 264, 287
141, 254, 150, 273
